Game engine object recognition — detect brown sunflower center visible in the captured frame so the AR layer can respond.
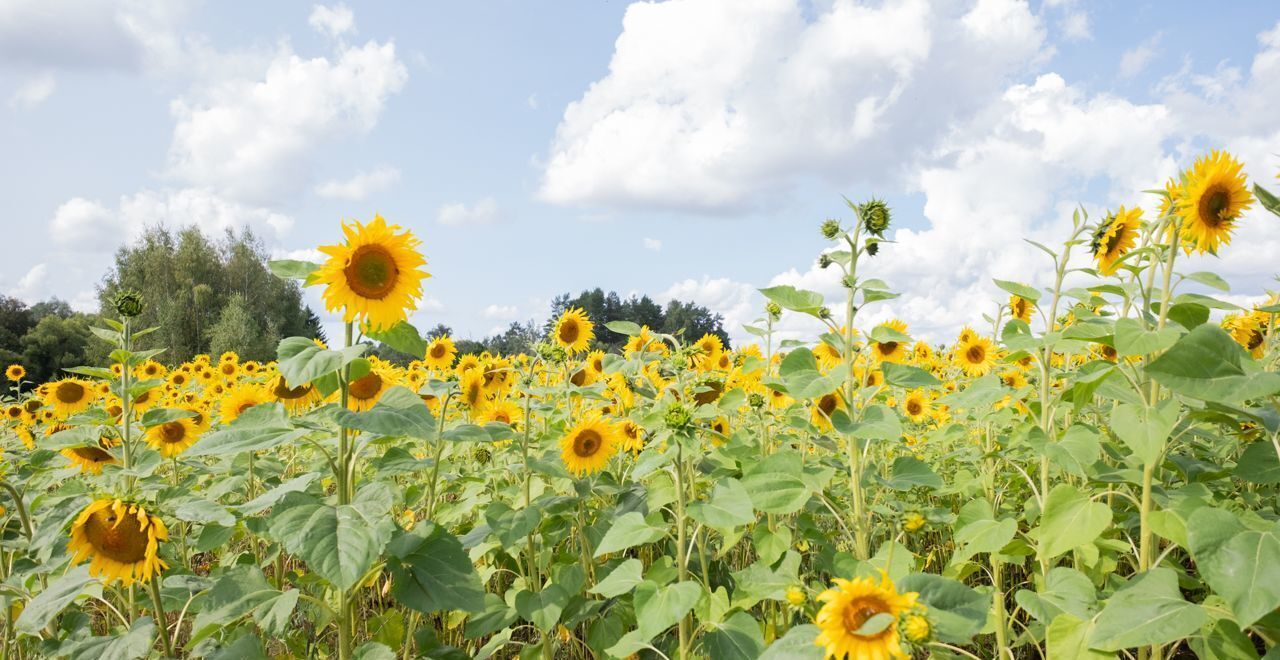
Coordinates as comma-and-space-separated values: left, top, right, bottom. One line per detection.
558, 319, 580, 345
1102, 345, 1117, 360
818, 394, 838, 416
1199, 185, 1231, 225
350, 372, 384, 400
159, 422, 187, 444
72, 446, 114, 462
1248, 330, 1264, 350
570, 369, 588, 387
344, 244, 400, 299
965, 344, 986, 364
55, 381, 86, 404
492, 411, 511, 424
573, 429, 603, 458
877, 341, 899, 355
273, 378, 312, 400
83, 508, 151, 564
906, 400, 922, 416
429, 344, 447, 359
842, 598, 892, 640
220, 363, 236, 376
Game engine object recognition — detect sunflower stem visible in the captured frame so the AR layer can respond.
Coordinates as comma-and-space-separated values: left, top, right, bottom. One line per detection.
337, 321, 354, 660
842, 227, 870, 561
146, 577, 174, 658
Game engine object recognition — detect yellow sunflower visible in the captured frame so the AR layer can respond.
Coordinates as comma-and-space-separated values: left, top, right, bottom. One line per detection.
814, 573, 920, 660
68, 499, 168, 587
554, 307, 595, 354
424, 336, 457, 371
315, 214, 430, 331
902, 389, 932, 424
61, 431, 120, 474
811, 391, 846, 431
220, 383, 270, 424
560, 411, 621, 477
5, 364, 25, 382
1091, 206, 1142, 275
1178, 150, 1254, 254
144, 417, 201, 458
1223, 312, 1267, 359
348, 368, 391, 412
476, 399, 523, 428
619, 420, 646, 453
135, 360, 166, 380
1009, 295, 1033, 323
270, 376, 321, 414
954, 335, 997, 377
459, 370, 487, 413
44, 379, 96, 418
871, 320, 910, 363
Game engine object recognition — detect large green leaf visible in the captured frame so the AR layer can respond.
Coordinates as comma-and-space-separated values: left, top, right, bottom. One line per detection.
1113, 318, 1180, 357
16, 566, 98, 634
704, 611, 765, 660
386, 523, 486, 614
1187, 508, 1280, 628
1035, 484, 1112, 560
635, 580, 702, 638
515, 585, 569, 633
189, 566, 300, 644
61, 617, 157, 660
268, 259, 320, 280
897, 573, 988, 644
1046, 614, 1114, 659
1014, 567, 1097, 624
367, 321, 428, 359
333, 386, 436, 439
994, 278, 1041, 303
883, 456, 942, 491
1088, 568, 1207, 651
276, 336, 368, 388
589, 559, 644, 598
593, 512, 667, 557
184, 403, 309, 458
758, 624, 823, 659
269, 492, 393, 591
880, 362, 940, 388
688, 478, 754, 531
759, 285, 824, 317
950, 518, 1017, 566
1146, 325, 1280, 403
742, 452, 811, 515
1110, 399, 1179, 467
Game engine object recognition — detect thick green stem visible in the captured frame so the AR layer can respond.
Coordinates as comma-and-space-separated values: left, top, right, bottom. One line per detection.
674, 447, 691, 660
147, 578, 174, 658
338, 322, 354, 660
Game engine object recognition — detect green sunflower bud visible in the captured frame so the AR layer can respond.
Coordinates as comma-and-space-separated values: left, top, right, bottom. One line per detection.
664, 403, 692, 432
860, 198, 892, 236
765, 301, 782, 320
112, 290, 145, 318
818, 253, 834, 269
820, 219, 842, 240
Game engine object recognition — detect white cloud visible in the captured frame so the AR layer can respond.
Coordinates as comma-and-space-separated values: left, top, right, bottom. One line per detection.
1120, 34, 1160, 78
643, 237, 662, 251
167, 39, 408, 205
9, 72, 56, 109
437, 198, 501, 226
0, 0, 189, 71
482, 304, 520, 320
1060, 12, 1091, 41
541, 0, 1045, 212
309, 3, 355, 38
660, 276, 761, 342
51, 189, 294, 251
13, 263, 47, 298
527, 93, 539, 110
314, 166, 401, 200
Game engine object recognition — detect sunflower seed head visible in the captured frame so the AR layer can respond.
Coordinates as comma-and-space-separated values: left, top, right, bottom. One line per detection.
860, 198, 892, 236
112, 290, 145, 318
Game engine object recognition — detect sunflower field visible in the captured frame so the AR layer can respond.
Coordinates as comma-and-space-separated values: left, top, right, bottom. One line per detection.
1, 152, 1280, 660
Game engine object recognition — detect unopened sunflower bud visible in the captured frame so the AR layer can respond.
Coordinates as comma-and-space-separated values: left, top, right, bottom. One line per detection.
818, 253, 834, 269
664, 403, 692, 432
820, 218, 842, 240
113, 290, 145, 318
765, 301, 782, 320
818, 307, 833, 320
748, 392, 765, 409
860, 198, 891, 236
865, 240, 880, 257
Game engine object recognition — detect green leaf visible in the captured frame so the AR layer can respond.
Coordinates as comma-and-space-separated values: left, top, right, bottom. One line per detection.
589, 559, 644, 598
189, 567, 300, 644
884, 456, 942, 491
1185, 271, 1231, 292
386, 523, 486, 614
994, 279, 1041, 303
759, 624, 823, 660
1113, 318, 1180, 357
1014, 567, 1097, 624
333, 386, 436, 439
635, 581, 702, 638
276, 336, 368, 388
236, 473, 321, 515
1110, 399, 1179, 467
1035, 484, 1112, 560
742, 453, 811, 515
16, 566, 98, 634
846, 404, 902, 441
880, 362, 940, 388
367, 321, 427, 359
605, 320, 642, 336
897, 573, 988, 644
688, 478, 755, 531
1146, 325, 1280, 403
950, 518, 1017, 566
269, 259, 320, 280
1166, 302, 1210, 330
1088, 568, 1208, 651
515, 585, 570, 633
730, 552, 801, 610
593, 512, 667, 557
1235, 441, 1280, 484
1046, 614, 1114, 659
759, 285, 824, 317
705, 611, 765, 660
173, 497, 236, 527
868, 324, 911, 345
1187, 509, 1280, 628
269, 492, 393, 591
184, 403, 309, 457
138, 407, 198, 428
777, 348, 835, 400
1255, 183, 1280, 218
62, 616, 157, 660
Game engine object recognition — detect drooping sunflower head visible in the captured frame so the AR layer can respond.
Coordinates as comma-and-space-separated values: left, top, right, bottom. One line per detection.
61, 435, 120, 474
954, 335, 997, 377
1009, 295, 1033, 323
315, 215, 430, 331
348, 368, 391, 412
5, 364, 25, 382
1177, 150, 1254, 255
424, 336, 457, 371
69, 499, 168, 587
553, 307, 595, 354
559, 411, 621, 477
1091, 206, 1143, 275
270, 376, 320, 414
814, 573, 920, 660
44, 379, 96, 418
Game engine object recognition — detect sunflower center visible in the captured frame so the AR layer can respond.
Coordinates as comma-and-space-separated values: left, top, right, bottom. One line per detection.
492, 411, 511, 424
84, 508, 151, 564
55, 381, 86, 404
350, 372, 384, 400
842, 598, 892, 640
1248, 330, 1264, 350
558, 319, 580, 345
906, 400, 922, 416
273, 379, 312, 400
429, 344, 447, 359
1198, 185, 1231, 225
818, 394, 838, 416
72, 446, 114, 462
344, 244, 400, 299
573, 429, 603, 457
570, 370, 587, 387
158, 422, 187, 444
878, 341, 899, 355
965, 345, 985, 364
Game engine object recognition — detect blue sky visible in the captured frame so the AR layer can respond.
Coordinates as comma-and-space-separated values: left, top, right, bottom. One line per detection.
2, 0, 1279, 346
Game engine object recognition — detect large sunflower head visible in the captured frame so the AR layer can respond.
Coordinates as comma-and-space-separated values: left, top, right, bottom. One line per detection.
553, 307, 595, 354
348, 368, 392, 412
902, 389, 932, 424
560, 411, 621, 477
814, 573, 920, 660
1177, 150, 1254, 255
270, 376, 321, 414
424, 336, 457, 371
44, 379, 96, 418
5, 364, 25, 382
1091, 206, 1143, 275
220, 383, 269, 424
315, 215, 430, 331
68, 499, 169, 587
144, 417, 200, 458
954, 334, 997, 377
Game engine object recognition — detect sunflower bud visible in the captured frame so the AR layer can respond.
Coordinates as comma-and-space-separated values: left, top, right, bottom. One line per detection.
472, 446, 491, 464
748, 392, 765, 409
865, 239, 880, 257
785, 586, 806, 607
534, 342, 567, 364
818, 253, 834, 269
903, 613, 932, 643
765, 301, 782, 320
842, 274, 857, 289
664, 403, 692, 432
860, 198, 891, 236
112, 290, 145, 318
820, 219, 842, 240
818, 307, 833, 320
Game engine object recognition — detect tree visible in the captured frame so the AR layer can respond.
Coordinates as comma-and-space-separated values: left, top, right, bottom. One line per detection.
207, 293, 279, 362
20, 313, 95, 383
0, 295, 35, 369
548, 289, 728, 352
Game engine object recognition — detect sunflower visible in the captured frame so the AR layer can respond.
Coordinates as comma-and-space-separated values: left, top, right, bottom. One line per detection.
459, 370, 487, 413
315, 215, 430, 331
216, 361, 240, 380
871, 320, 909, 363
61, 440, 119, 474
619, 420, 646, 453
144, 417, 200, 458
424, 336, 457, 371
811, 391, 846, 431
68, 499, 168, 587
5, 364, 25, 382
814, 573, 920, 660
954, 335, 997, 377
220, 383, 269, 424
44, 379, 96, 418
1009, 295, 1033, 324
560, 411, 621, 477
902, 389, 932, 424
1178, 150, 1254, 254
1223, 312, 1268, 359
270, 376, 321, 414
135, 360, 166, 380
348, 369, 390, 412
476, 399, 523, 428
456, 354, 482, 377
554, 308, 595, 354
1091, 206, 1142, 275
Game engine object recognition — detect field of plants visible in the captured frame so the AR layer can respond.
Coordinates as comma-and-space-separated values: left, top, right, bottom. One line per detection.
2, 151, 1280, 660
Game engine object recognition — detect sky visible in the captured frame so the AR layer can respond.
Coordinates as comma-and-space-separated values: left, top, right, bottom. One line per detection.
1, 0, 1278, 347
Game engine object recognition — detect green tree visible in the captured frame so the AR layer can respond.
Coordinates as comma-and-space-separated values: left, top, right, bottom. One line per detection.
207, 293, 279, 362
20, 313, 95, 383
0, 295, 35, 369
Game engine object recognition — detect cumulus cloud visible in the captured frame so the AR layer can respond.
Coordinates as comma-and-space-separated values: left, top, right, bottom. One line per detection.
314, 166, 401, 200
51, 189, 294, 251
540, 0, 1046, 212
167, 40, 408, 205
8, 72, 56, 108
1060, 11, 1091, 41
437, 198, 501, 226
482, 304, 520, 320
1120, 34, 1161, 78
309, 3, 355, 38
